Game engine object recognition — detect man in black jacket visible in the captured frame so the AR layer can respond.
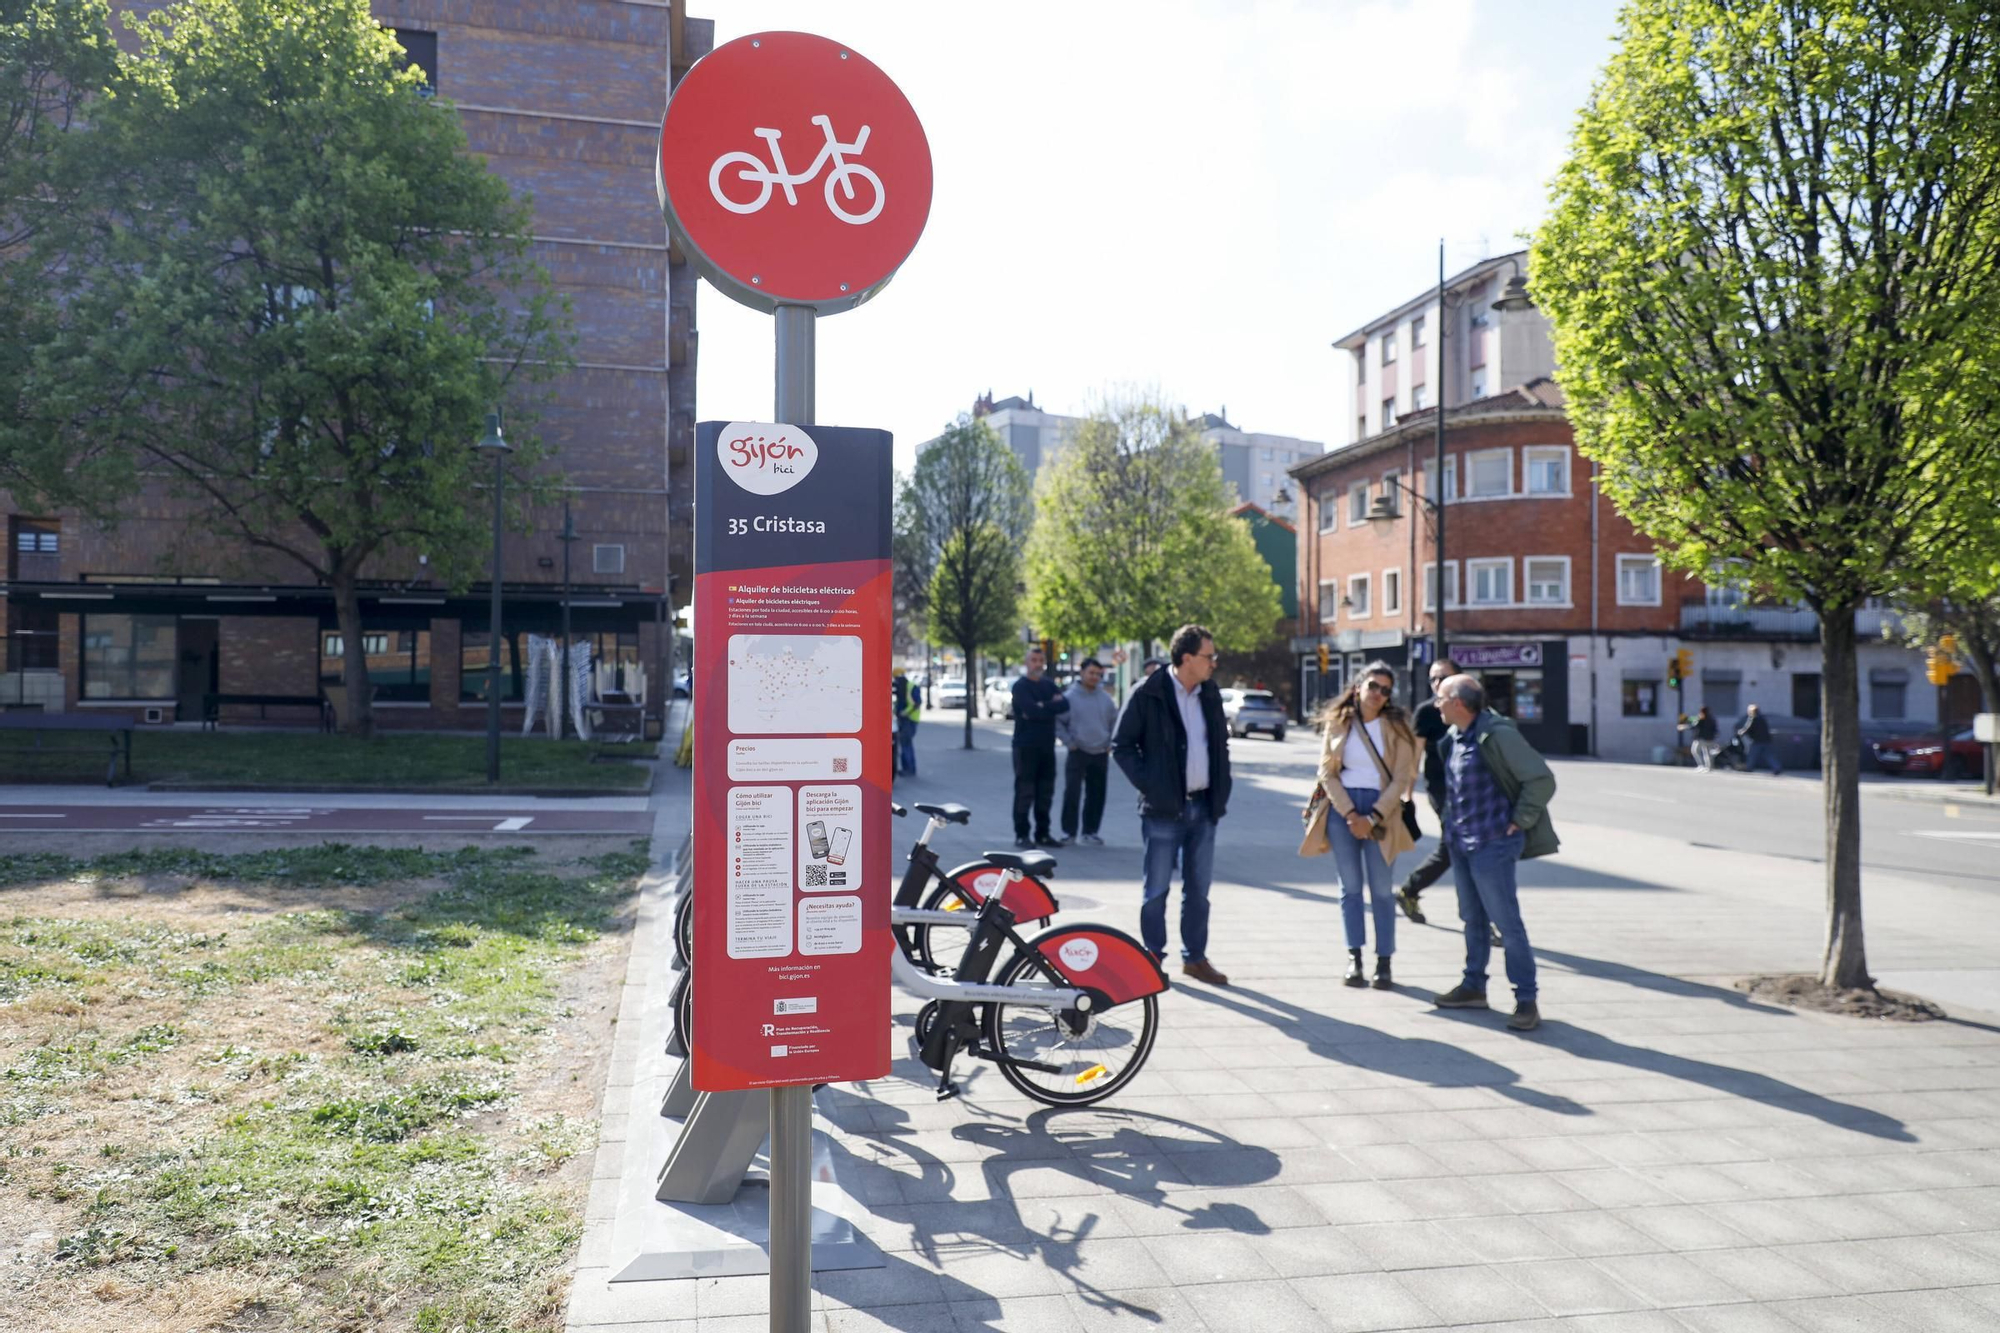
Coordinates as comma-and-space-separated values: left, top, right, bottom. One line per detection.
1010, 646, 1069, 848
1112, 624, 1233, 985
1395, 656, 1460, 924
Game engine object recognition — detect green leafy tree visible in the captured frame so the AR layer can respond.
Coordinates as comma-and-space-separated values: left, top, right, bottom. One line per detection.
902, 416, 1031, 748
1024, 395, 1282, 662
1532, 0, 2000, 988
25, 0, 571, 737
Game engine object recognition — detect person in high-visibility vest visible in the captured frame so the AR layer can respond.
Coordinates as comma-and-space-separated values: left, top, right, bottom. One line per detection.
893, 668, 922, 777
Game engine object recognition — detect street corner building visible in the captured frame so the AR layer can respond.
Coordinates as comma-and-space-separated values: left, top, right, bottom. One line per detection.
1292, 250, 1957, 763
0, 4, 711, 735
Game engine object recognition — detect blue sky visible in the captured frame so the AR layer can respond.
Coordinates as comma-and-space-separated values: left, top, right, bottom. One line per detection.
690, 0, 1628, 471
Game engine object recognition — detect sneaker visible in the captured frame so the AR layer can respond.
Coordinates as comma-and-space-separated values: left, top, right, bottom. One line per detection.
1508, 1002, 1541, 1032
1079, 833, 1104, 846
1395, 888, 1426, 924
1433, 984, 1489, 1009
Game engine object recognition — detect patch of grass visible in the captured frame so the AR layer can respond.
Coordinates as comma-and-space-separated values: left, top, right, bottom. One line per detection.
0, 730, 657, 790
0, 840, 647, 1331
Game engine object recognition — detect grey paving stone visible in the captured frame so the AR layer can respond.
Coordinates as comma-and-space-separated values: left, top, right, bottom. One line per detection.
1178, 1278, 1325, 1333
1560, 1313, 1700, 1332
1779, 1238, 1943, 1295
1861, 1288, 2000, 1333
1298, 1180, 1422, 1226
1524, 1210, 1659, 1258
1589, 1250, 1748, 1308
826, 1305, 958, 1332
1434, 1215, 1577, 1264
1670, 1304, 1808, 1333
814, 1263, 949, 1311
1561, 1168, 1689, 1210
933, 1248, 1071, 1300
1242, 1225, 1381, 1278
697, 1273, 778, 1319
1765, 1294, 1920, 1330
1067, 1287, 1213, 1331
1290, 1271, 1441, 1331
1498, 1256, 1649, 1317
1614, 1203, 1752, 1251
1336, 1219, 1475, 1271
1675, 1246, 1841, 1302
949, 1292, 1084, 1332
565, 1268, 700, 1325
1395, 1262, 1550, 1324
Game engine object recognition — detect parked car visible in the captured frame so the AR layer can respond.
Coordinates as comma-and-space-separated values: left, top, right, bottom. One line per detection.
982, 675, 1014, 718
1872, 726, 1983, 779
1220, 688, 1287, 741
935, 678, 969, 710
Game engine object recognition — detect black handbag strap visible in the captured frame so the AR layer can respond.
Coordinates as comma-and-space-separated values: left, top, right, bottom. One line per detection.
1349, 719, 1394, 793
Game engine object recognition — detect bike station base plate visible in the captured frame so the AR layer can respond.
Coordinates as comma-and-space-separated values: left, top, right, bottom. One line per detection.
611, 1172, 881, 1282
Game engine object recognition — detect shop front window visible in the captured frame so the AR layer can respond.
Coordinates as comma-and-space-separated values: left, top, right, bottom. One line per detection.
1622, 678, 1660, 717
81, 614, 177, 699
590, 631, 643, 697
460, 630, 526, 702
321, 629, 431, 702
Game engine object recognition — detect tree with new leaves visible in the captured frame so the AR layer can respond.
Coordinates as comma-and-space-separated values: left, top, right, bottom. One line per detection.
21, 0, 571, 738
1533, 0, 2000, 988
900, 416, 1031, 749
1024, 395, 1283, 662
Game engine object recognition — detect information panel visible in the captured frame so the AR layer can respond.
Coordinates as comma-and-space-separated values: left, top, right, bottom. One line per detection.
691, 421, 892, 1090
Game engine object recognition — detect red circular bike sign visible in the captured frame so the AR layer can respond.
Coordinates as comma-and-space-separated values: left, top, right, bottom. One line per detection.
657, 32, 932, 314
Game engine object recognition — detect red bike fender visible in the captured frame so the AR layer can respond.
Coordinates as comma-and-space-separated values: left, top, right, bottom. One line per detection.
1030, 924, 1168, 1004
946, 863, 1059, 923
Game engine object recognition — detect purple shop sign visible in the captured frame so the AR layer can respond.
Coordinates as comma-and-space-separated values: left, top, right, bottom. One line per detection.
1449, 643, 1543, 669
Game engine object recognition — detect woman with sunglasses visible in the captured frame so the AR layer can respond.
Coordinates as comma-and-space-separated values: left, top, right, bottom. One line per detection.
1313, 661, 1420, 989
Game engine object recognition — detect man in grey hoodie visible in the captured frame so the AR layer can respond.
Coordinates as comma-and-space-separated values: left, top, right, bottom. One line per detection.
1056, 658, 1120, 845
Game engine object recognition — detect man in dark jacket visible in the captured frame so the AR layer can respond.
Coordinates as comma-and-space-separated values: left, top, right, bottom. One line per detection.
1010, 646, 1069, 848
1112, 624, 1233, 985
1394, 656, 1459, 923
1735, 703, 1782, 774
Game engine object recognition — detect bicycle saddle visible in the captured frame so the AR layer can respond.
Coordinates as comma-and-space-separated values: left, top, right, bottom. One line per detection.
891, 801, 907, 817
982, 850, 1056, 878
913, 802, 972, 824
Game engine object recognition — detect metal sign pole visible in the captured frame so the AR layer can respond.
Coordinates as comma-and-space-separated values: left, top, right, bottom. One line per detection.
769, 301, 815, 1333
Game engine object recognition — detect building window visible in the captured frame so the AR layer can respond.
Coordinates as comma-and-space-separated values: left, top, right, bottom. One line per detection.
8, 516, 59, 580
1347, 574, 1371, 619
321, 628, 431, 702
1524, 446, 1569, 495
1617, 555, 1662, 606
1260, 447, 1274, 462
1411, 315, 1427, 347
1381, 396, 1397, 428
1869, 669, 1908, 719
1426, 458, 1458, 504
1524, 557, 1569, 605
1378, 469, 1402, 516
394, 29, 438, 96
1355, 414, 1367, 441
1467, 557, 1512, 605
1383, 568, 1402, 617
1465, 448, 1511, 499
1622, 678, 1661, 717
1422, 561, 1460, 611
593, 544, 625, 576
1470, 368, 1488, 398
460, 629, 526, 703
81, 614, 177, 699
591, 631, 644, 697
1704, 673, 1743, 718
1382, 330, 1398, 364
1317, 579, 1338, 624
6, 600, 60, 671
1791, 672, 1821, 719
1354, 351, 1366, 384
1412, 384, 1430, 410
1348, 479, 1371, 524
1318, 497, 1337, 533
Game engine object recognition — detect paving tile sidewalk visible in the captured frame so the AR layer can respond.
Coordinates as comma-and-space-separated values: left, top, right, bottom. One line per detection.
572, 716, 2000, 1332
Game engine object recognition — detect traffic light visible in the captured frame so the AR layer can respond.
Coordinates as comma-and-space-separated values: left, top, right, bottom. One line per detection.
1927, 648, 1954, 686
1667, 649, 1692, 690
1316, 643, 1330, 674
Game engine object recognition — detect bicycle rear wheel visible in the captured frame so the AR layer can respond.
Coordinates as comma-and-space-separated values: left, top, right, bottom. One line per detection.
675, 892, 693, 965
985, 949, 1158, 1105
914, 882, 978, 973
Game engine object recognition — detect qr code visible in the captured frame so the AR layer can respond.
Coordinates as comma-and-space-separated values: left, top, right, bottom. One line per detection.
804, 864, 828, 886
831, 757, 849, 774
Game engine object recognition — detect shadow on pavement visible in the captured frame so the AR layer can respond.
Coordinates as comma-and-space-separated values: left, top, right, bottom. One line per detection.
1177, 981, 1589, 1116
1530, 944, 1794, 1015
1424, 1011, 1914, 1141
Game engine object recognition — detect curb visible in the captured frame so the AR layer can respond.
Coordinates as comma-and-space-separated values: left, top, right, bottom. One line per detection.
144, 771, 656, 799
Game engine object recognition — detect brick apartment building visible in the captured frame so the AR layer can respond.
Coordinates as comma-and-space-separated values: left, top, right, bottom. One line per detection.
1298, 256, 1944, 762
0, 3, 707, 733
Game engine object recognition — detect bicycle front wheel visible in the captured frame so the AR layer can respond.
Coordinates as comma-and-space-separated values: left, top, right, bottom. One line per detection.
985, 949, 1158, 1106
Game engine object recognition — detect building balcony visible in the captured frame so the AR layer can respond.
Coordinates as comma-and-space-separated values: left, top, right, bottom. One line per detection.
1679, 598, 1818, 640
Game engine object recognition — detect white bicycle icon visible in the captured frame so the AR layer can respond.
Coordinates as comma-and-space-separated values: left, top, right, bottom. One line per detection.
708, 114, 885, 226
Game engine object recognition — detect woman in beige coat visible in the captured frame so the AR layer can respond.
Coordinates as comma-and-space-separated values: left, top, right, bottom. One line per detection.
1313, 660, 1421, 989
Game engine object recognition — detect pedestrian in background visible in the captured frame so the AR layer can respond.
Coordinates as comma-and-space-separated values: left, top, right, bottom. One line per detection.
1113, 624, 1233, 986
1394, 656, 1460, 924
1431, 673, 1558, 1032
1735, 703, 1782, 775
1690, 705, 1719, 772
893, 668, 922, 777
1057, 657, 1118, 845
1312, 661, 1420, 990
1010, 646, 1069, 849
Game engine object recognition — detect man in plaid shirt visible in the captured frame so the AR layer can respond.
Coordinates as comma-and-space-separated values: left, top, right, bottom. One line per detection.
1430, 673, 1559, 1032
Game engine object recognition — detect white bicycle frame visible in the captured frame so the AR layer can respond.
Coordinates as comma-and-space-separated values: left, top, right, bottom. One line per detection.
890, 865, 1085, 1012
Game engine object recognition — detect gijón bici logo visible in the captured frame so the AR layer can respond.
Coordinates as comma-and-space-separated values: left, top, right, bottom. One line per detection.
720, 422, 817, 496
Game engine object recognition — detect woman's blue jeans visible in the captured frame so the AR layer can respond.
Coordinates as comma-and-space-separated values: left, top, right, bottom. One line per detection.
1331, 786, 1396, 956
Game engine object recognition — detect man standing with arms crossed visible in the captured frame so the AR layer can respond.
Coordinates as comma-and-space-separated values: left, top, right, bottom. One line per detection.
1056, 657, 1118, 845
1431, 672, 1558, 1032
1113, 624, 1233, 985
1010, 645, 1069, 849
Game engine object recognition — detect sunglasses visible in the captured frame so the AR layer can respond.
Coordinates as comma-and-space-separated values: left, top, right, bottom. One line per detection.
1362, 680, 1392, 696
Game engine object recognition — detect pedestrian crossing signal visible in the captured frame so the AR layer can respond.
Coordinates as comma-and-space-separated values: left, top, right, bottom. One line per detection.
1667, 649, 1692, 690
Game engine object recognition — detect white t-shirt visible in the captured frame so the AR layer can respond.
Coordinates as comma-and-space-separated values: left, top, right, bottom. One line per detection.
1340, 718, 1388, 790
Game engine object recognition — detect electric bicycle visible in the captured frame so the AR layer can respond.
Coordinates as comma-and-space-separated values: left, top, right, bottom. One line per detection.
889, 799, 1059, 972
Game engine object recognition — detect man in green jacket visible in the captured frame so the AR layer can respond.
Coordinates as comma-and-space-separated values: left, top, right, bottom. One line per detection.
1430, 673, 1558, 1031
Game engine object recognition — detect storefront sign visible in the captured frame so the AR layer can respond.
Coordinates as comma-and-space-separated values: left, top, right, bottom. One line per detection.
1450, 642, 1543, 669
690, 421, 893, 1090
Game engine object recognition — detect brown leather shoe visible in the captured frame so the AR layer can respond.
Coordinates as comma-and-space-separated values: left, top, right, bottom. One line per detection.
1181, 959, 1230, 986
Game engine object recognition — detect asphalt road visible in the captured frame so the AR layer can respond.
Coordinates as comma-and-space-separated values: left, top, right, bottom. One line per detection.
0, 798, 651, 835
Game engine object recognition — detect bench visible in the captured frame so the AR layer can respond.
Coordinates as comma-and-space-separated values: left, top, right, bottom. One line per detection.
0, 711, 135, 785
202, 693, 332, 732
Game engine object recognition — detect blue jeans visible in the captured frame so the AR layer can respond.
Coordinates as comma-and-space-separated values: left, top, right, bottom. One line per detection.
1330, 786, 1396, 956
1140, 793, 1215, 963
896, 717, 918, 774
1453, 832, 1536, 1003
1746, 740, 1781, 774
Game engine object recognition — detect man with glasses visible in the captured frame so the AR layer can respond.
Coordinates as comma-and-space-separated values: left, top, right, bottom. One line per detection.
1112, 624, 1234, 985
1394, 656, 1460, 924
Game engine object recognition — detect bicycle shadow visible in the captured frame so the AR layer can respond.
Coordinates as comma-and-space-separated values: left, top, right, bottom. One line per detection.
1423, 1010, 1914, 1142
1174, 981, 1588, 1116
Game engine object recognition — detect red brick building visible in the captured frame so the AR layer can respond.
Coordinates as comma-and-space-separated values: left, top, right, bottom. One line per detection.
1, 3, 707, 733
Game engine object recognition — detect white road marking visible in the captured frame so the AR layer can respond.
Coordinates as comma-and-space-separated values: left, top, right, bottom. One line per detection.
0, 813, 63, 818
423, 815, 534, 831
1604, 790, 1678, 805
1908, 830, 2000, 843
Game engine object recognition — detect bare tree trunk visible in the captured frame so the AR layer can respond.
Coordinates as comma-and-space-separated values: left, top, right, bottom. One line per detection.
332, 568, 374, 740
1819, 604, 1868, 989
962, 644, 976, 749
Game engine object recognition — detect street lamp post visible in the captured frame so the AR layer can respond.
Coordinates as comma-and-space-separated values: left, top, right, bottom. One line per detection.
478, 410, 511, 783
558, 499, 579, 741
